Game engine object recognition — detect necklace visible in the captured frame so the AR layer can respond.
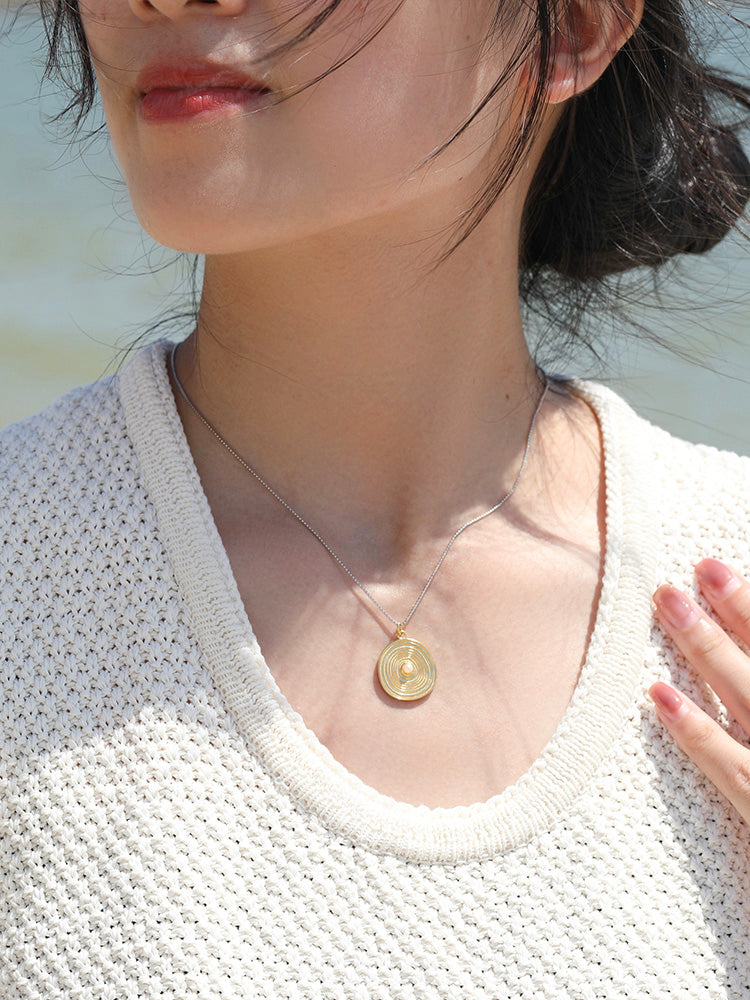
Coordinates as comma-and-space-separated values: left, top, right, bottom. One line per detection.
169, 343, 548, 702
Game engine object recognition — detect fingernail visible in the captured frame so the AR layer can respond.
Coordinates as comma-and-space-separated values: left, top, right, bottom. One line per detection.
649, 681, 690, 721
695, 558, 741, 601
653, 586, 701, 630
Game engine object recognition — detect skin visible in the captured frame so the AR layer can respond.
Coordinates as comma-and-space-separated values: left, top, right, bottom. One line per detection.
651, 561, 750, 826
76, 0, 748, 814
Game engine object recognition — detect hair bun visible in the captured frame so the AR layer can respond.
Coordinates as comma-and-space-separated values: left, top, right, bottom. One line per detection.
673, 123, 750, 255
521, 9, 750, 283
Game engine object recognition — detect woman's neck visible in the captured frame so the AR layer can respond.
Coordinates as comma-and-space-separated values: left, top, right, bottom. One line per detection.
173, 212, 543, 557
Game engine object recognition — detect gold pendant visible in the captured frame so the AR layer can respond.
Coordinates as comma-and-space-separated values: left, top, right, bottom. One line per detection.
377, 626, 436, 701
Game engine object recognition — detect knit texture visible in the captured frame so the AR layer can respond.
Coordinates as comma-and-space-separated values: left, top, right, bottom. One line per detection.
1, 340, 749, 998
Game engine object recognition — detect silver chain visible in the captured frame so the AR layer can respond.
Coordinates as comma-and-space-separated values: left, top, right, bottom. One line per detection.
169, 342, 548, 633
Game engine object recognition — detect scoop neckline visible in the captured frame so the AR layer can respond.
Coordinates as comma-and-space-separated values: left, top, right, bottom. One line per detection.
119, 339, 659, 863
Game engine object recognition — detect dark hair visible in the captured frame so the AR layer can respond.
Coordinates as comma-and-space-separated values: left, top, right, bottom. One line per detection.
39, 0, 750, 326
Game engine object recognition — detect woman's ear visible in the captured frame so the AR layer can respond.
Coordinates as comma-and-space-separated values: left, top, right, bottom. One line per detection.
543, 0, 645, 104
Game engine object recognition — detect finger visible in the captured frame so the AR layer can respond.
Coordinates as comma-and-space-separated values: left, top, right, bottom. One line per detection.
649, 681, 750, 825
653, 585, 750, 735
695, 558, 750, 647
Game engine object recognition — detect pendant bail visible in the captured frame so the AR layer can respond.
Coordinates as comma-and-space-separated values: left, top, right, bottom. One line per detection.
396, 623, 406, 639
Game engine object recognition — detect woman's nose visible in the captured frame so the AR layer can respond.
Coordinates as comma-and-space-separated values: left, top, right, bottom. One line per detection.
129, 0, 248, 22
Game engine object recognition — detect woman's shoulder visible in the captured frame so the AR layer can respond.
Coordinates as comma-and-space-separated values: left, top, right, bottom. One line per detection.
0, 368, 140, 547
0, 340, 171, 504
574, 378, 750, 567
572, 377, 750, 481
0, 356, 192, 772
0, 371, 123, 478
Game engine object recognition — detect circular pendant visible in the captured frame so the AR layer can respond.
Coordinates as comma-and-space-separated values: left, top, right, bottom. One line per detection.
377, 634, 436, 701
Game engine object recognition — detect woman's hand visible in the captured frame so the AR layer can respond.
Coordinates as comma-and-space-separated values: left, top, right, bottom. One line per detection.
650, 558, 750, 824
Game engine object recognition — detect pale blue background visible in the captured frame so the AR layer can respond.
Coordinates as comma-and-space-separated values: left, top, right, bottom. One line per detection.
1, 5, 749, 452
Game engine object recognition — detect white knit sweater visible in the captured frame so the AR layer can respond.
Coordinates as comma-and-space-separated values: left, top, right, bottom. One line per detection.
2, 340, 749, 999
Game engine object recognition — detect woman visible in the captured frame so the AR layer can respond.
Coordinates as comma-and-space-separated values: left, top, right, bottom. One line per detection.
2, 0, 749, 993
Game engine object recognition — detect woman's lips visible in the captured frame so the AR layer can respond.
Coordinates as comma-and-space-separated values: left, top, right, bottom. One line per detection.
137, 63, 271, 123
140, 86, 269, 123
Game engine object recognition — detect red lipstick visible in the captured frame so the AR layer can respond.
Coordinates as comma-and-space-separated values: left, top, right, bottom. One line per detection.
137, 62, 272, 123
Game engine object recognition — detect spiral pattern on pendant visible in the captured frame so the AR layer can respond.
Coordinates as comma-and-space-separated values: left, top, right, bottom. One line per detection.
377, 636, 436, 701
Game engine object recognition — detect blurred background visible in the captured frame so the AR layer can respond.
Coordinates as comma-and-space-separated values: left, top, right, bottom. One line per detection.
1, 4, 749, 451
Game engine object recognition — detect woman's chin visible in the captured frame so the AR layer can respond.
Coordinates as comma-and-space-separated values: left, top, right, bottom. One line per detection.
130, 197, 362, 256
131, 204, 260, 256
124, 176, 274, 254
132, 225, 221, 255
